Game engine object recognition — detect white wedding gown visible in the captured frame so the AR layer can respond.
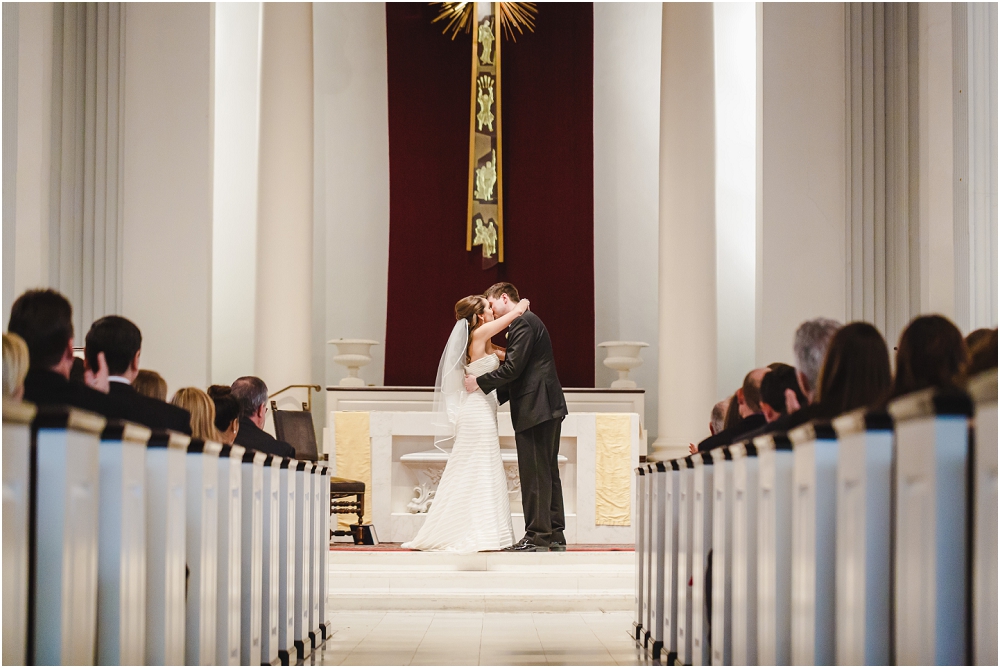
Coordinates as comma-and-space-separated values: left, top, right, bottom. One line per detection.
403, 353, 515, 553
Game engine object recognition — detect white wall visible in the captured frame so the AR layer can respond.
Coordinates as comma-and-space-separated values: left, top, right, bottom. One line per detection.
212, 2, 261, 385
713, 2, 756, 397
311, 2, 391, 393
122, 3, 214, 392
756, 2, 847, 367
593, 2, 662, 440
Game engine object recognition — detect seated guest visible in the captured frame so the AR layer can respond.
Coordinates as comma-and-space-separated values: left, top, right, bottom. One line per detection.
208, 387, 241, 445
722, 393, 741, 431
133, 369, 167, 401
230, 376, 296, 458
171, 387, 222, 442
3, 332, 30, 400
889, 314, 969, 399
69, 356, 86, 385
84, 315, 192, 434
709, 397, 729, 436
758, 363, 807, 422
967, 328, 998, 376
696, 368, 770, 452
793, 317, 842, 404
766, 322, 892, 434
7, 289, 114, 415
965, 327, 993, 354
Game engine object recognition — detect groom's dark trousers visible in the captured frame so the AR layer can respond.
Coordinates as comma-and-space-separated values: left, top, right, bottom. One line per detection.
515, 418, 566, 546
475, 311, 568, 548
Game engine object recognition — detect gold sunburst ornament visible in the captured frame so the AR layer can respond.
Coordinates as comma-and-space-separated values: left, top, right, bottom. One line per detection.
431, 2, 537, 41
431, 2, 536, 268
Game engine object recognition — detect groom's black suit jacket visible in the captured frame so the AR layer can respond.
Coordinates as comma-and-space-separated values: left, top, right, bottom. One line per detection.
476, 310, 567, 433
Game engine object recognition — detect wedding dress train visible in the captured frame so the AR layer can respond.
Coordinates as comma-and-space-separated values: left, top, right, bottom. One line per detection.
402, 353, 515, 553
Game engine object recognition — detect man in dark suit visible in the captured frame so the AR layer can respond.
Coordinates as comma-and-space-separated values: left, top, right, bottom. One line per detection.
84, 316, 192, 434
230, 376, 297, 459
465, 282, 568, 552
8, 289, 117, 416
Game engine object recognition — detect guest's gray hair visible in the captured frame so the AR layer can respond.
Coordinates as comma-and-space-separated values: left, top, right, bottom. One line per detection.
793, 318, 842, 392
231, 376, 269, 418
710, 399, 728, 435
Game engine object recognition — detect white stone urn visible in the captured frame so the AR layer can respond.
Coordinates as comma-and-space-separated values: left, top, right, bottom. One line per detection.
328, 339, 379, 387
597, 341, 649, 389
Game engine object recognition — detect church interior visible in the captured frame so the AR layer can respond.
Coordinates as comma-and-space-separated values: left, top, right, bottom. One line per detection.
1, 1, 997, 666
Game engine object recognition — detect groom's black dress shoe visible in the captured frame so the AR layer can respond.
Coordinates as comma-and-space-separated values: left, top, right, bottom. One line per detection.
504, 537, 548, 552
549, 541, 567, 552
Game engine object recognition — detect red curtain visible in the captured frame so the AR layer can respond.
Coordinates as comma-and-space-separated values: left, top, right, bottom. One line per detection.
384, 3, 594, 387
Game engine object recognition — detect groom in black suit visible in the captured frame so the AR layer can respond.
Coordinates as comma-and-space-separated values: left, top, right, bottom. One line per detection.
465, 282, 568, 552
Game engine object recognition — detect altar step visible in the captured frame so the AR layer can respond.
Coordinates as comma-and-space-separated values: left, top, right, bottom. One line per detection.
327, 548, 635, 612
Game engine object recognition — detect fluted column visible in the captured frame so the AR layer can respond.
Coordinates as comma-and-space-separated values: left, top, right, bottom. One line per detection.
652, 3, 717, 460
255, 2, 314, 390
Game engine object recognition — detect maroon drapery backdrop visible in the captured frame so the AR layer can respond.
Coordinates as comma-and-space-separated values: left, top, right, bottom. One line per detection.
384, 3, 595, 387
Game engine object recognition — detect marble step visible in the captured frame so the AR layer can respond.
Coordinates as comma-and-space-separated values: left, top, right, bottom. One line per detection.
327, 549, 635, 612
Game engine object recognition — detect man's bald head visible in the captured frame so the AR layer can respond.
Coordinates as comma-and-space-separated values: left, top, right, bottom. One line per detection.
737, 367, 769, 417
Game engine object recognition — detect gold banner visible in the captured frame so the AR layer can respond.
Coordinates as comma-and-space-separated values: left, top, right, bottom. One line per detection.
595, 413, 632, 526
333, 411, 372, 529
466, 2, 503, 267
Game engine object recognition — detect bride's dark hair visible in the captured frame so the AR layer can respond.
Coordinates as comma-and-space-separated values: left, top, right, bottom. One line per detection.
455, 295, 488, 364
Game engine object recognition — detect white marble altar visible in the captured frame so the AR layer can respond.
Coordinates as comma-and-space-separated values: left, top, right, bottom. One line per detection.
324, 386, 647, 454
327, 410, 640, 545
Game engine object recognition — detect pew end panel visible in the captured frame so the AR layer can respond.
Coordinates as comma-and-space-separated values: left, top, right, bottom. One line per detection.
2, 400, 36, 667
968, 370, 998, 667
889, 388, 973, 666
832, 410, 893, 666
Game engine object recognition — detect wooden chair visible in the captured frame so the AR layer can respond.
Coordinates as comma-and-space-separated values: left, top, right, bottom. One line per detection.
271, 405, 366, 543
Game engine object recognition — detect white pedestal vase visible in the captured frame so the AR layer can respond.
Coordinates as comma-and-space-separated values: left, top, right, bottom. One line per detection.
598, 341, 649, 390
327, 339, 379, 387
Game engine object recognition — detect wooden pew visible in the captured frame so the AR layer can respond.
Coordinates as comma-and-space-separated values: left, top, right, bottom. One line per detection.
633, 465, 647, 642
317, 464, 333, 642
969, 369, 998, 666
31, 406, 105, 665
690, 452, 714, 666
260, 455, 283, 666
309, 463, 323, 649
145, 429, 190, 666
216, 445, 245, 665
730, 441, 758, 666
293, 461, 314, 659
789, 422, 838, 665
277, 458, 298, 665
675, 457, 695, 664
661, 460, 681, 665
832, 409, 893, 666
2, 400, 36, 666
641, 464, 654, 650
241, 449, 267, 666
710, 446, 733, 666
889, 387, 972, 665
97, 420, 151, 665
646, 462, 667, 659
185, 438, 222, 665
755, 432, 793, 666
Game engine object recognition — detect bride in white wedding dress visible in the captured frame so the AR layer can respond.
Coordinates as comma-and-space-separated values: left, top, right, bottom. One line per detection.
402, 295, 530, 553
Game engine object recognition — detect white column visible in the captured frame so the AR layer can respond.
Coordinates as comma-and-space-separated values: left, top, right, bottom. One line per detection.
212, 2, 262, 385
756, 3, 847, 366
122, 3, 213, 391
312, 2, 391, 392
918, 3, 956, 320
593, 2, 662, 445
255, 2, 314, 391
653, 2, 717, 460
